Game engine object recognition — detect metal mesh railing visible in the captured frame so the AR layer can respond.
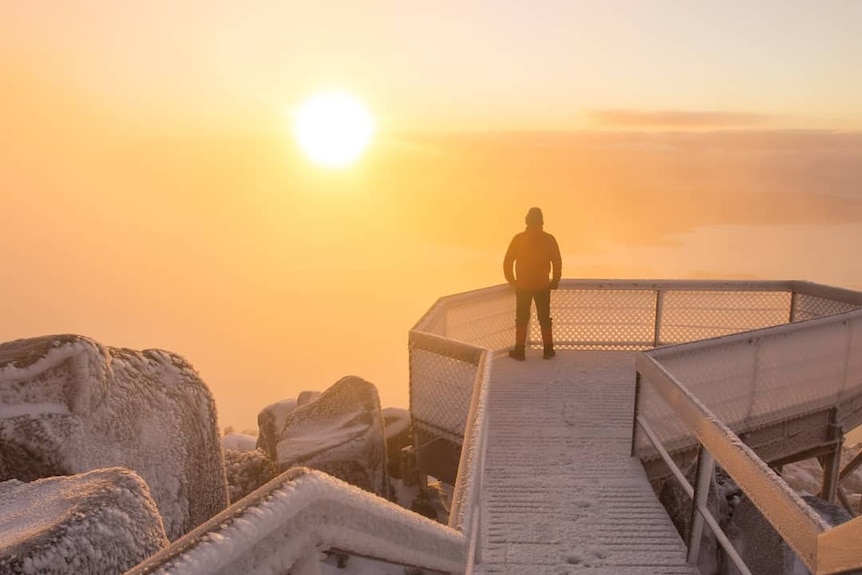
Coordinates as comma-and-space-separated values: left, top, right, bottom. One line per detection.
411, 280, 862, 453
409, 279, 862, 571
633, 308, 862, 574
634, 308, 862, 461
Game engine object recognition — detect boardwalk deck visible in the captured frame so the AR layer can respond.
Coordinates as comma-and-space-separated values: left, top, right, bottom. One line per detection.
476, 350, 698, 575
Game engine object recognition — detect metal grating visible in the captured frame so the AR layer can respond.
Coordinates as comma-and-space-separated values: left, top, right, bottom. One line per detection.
635, 309, 862, 465
793, 293, 860, 322
541, 289, 657, 350
444, 292, 515, 352
411, 280, 862, 489
659, 290, 790, 345
409, 346, 478, 442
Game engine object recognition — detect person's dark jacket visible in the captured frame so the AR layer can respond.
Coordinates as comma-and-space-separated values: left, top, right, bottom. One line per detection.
503, 224, 562, 290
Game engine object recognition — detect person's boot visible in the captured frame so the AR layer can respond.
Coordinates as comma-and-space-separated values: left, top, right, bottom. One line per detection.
541, 326, 555, 359
508, 324, 527, 361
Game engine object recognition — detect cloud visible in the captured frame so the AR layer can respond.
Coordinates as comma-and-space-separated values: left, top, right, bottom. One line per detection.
587, 109, 775, 129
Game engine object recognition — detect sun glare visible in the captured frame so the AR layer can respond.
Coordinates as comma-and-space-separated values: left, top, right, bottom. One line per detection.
292, 92, 375, 168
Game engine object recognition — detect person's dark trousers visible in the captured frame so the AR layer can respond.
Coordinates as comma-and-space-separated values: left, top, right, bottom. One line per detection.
511, 287, 554, 359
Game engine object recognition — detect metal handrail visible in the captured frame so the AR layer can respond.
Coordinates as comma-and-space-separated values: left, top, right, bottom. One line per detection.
125, 468, 466, 575
634, 312, 862, 574
411, 278, 862, 573
449, 352, 492, 572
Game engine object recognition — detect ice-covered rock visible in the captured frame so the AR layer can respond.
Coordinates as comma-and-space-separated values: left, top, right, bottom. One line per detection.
383, 407, 411, 479
257, 392, 324, 458
297, 390, 321, 406
0, 334, 228, 540
275, 375, 389, 497
223, 448, 278, 503
256, 398, 298, 458
0, 467, 169, 574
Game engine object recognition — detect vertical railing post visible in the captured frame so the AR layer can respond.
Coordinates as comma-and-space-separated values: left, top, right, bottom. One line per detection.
789, 290, 798, 323
820, 408, 844, 503
653, 290, 665, 348
687, 446, 715, 565
631, 371, 642, 458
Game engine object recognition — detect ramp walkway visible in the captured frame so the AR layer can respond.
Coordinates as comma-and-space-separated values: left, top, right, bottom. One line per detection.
477, 351, 696, 574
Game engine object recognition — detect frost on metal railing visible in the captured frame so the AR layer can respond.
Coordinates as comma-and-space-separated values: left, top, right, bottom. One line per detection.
414, 285, 515, 351
634, 305, 862, 575
125, 468, 465, 575
549, 286, 657, 349
448, 352, 492, 568
792, 281, 862, 322
658, 289, 790, 344
634, 308, 862, 462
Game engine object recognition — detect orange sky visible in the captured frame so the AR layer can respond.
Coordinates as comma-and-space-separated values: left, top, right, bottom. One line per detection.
3, 2, 862, 131
3, 3, 862, 430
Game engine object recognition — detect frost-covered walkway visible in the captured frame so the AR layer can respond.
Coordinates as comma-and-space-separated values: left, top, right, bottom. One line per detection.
476, 350, 698, 575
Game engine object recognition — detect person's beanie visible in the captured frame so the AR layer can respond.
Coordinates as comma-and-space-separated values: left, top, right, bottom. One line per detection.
525, 207, 544, 226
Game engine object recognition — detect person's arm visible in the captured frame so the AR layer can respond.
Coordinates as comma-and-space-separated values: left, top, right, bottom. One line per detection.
503, 236, 517, 285
550, 235, 562, 289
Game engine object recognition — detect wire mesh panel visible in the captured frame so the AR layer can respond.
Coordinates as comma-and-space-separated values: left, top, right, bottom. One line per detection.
443, 291, 515, 351
659, 290, 791, 345
409, 346, 479, 443
549, 289, 657, 350
793, 293, 861, 322
637, 310, 862, 464
633, 372, 697, 460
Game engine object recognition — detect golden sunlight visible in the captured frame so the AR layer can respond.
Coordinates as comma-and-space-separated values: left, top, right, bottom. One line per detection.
292, 92, 375, 168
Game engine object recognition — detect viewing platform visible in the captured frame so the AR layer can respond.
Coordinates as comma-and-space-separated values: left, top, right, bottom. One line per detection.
129, 279, 862, 575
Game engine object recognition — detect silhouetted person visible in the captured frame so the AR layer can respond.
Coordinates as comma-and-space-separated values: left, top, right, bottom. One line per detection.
503, 207, 562, 360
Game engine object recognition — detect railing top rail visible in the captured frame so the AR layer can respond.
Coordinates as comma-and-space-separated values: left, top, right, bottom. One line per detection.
126, 468, 465, 575
790, 280, 862, 305
409, 330, 486, 365
636, 354, 830, 569
647, 306, 862, 359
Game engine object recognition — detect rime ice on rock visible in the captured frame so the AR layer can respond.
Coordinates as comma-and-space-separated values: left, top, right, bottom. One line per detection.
0, 334, 228, 540
0, 467, 169, 575
274, 376, 389, 497
256, 398, 298, 458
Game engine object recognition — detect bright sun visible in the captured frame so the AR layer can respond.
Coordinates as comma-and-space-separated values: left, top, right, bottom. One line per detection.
292, 92, 375, 168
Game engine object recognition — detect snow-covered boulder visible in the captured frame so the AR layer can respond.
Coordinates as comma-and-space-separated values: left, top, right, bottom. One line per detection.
257, 392, 323, 458
224, 448, 278, 503
256, 398, 297, 458
383, 407, 411, 479
275, 375, 389, 497
297, 390, 321, 406
0, 467, 169, 574
0, 334, 228, 541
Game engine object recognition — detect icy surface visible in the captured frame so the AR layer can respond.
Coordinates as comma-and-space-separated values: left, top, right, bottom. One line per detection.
0, 467, 168, 574
125, 467, 465, 575
0, 334, 228, 540
274, 375, 389, 496
474, 351, 698, 574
